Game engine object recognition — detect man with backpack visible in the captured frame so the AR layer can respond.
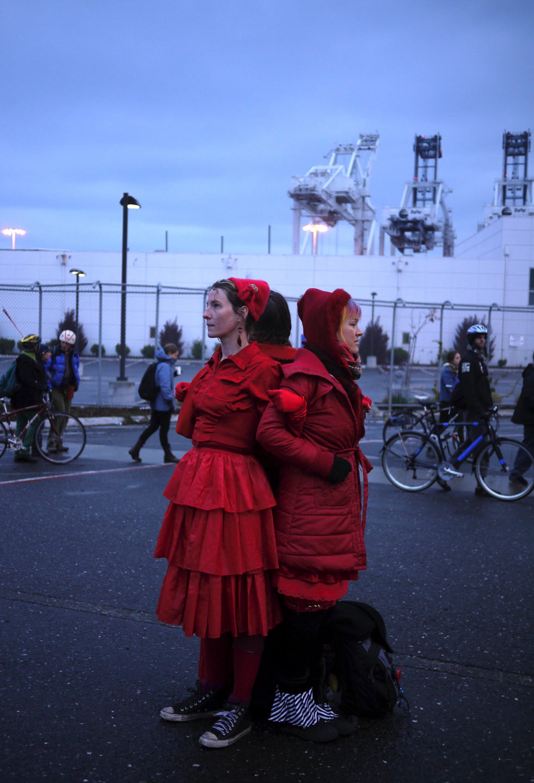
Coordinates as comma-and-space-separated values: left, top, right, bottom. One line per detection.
12, 334, 48, 463
128, 343, 180, 464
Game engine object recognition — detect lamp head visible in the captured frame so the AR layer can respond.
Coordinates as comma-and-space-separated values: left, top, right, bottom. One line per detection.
120, 193, 141, 209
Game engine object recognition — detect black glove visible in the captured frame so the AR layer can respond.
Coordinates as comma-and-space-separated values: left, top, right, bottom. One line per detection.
327, 456, 352, 485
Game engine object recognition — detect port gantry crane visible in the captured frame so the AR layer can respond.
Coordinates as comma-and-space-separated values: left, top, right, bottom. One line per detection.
381, 133, 455, 257
289, 133, 380, 255
480, 130, 533, 229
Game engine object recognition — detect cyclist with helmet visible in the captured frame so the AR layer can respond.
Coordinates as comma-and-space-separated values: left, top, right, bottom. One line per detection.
443, 323, 494, 482
12, 334, 48, 462
46, 329, 80, 453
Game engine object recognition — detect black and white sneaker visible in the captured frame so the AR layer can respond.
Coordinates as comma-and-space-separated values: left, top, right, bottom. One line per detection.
160, 685, 228, 722
198, 704, 252, 748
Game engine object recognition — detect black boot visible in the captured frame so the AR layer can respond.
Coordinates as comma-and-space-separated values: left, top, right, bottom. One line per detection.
163, 452, 179, 464
128, 445, 142, 462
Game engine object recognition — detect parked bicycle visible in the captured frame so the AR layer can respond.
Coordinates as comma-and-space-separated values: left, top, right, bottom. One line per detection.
381, 404, 533, 501
382, 396, 498, 442
0, 396, 86, 464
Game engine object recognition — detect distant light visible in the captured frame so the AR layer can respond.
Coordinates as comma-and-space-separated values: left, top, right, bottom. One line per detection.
69, 268, 86, 278
302, 222, 330, 235
2, 227, 27, 249
302, 221, 330, 255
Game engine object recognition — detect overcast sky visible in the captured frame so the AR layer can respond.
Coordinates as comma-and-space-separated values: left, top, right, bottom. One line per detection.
1, 0, 533, 257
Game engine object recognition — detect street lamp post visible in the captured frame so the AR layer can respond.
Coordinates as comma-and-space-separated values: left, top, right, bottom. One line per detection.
118, 193, 141, 381
69, 268, 86, 335
388, 298, 404, 415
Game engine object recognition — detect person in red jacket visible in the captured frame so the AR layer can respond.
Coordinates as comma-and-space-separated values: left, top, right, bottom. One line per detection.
154, 278, 282, 749
256, 287, 371, 742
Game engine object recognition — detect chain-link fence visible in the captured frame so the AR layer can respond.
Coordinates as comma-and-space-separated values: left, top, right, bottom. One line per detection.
0, 283, 532, 410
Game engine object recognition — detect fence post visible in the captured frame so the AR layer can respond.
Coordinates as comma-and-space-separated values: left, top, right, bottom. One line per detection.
487, 302, 500, 361
201, 288, 208, 361
436, 300, 452, 395
388, 298, 404, 415
154, 284, 161, 352
96, 281, 103, 405
34, 282, 43, 336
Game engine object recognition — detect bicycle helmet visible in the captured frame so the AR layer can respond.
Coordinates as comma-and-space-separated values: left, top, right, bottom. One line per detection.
59, 329, 76, 345
20, 333, 40, 347
467, 323, 488, 342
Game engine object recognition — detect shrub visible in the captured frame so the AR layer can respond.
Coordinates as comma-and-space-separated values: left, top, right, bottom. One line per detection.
141, 344, 155, 359
392, 347, 409, 365
383, 392, 412, 408
115, 343, 131, 358
191, 339, 204, 360
57, 309, 88, 353
90, 343, 106, 357
0, 337, 15, 354
497, 358, 507, 368
159, 318, 184, 357
359, 318, 389, 364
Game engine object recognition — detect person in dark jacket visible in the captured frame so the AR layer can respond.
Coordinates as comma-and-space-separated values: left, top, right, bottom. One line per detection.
441, 324, 493, 482
46, 329, 81, 453
256, 287, 371, 742
510, 352, 534, 488
12, 334, 48, 462
129, 343, 180, 463
439, 350, 460, 422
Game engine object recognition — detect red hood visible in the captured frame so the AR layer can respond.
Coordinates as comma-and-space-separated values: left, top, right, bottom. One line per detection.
298, 288, 350, 362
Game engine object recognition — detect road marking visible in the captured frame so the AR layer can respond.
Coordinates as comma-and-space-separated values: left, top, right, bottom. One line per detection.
0, 463, 168, 487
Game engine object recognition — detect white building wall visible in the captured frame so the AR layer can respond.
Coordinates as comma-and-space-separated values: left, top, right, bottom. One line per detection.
1, 215, 533, 364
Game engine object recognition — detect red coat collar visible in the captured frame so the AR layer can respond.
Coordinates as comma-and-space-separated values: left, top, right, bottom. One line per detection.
208, 342, 262, 371
283, 348, 362, 431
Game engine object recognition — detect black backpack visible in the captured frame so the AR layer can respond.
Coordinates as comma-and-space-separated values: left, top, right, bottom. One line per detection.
321, 601, 408, 719
138, 363, 159, 402
0, 361, 21, 399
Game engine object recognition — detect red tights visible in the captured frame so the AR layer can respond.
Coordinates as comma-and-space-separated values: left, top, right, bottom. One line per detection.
198, 635, 264, 705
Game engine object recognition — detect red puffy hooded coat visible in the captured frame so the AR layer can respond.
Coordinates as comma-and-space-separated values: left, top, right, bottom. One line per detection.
256, 288, 371, 601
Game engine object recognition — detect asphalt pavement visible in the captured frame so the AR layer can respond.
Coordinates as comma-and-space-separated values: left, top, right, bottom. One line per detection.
1, 421, 533, 783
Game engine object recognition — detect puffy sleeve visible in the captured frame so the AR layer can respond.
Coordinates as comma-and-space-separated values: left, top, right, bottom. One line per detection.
245, 361, 282, 412
175, 366, 208, 438
256, 373, 335, 479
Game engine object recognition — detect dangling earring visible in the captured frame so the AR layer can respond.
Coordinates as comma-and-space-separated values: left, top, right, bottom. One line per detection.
237, 324, 243, 348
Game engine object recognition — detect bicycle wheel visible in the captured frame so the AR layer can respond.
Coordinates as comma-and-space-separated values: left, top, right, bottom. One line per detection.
0, 420, 8, 458
381, 431, 440, 491
34, 413, 86, 464
382, 411, 424, 442
475, 437, 534, 501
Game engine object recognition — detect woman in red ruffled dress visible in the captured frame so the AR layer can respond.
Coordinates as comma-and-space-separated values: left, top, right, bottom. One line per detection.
256, 287, 371, 743
155, 278, 282, 749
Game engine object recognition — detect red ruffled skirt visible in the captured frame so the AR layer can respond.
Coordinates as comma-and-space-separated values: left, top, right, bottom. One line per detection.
154, 447, 282, 638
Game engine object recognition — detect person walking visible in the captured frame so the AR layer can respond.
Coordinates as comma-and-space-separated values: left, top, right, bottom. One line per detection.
154, 278, 282, 749
12, 334, 48, 463
256, 287, 371, 742
129, 343, 180, 464
46, 329, 80, 453
509, 351, 534, 489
